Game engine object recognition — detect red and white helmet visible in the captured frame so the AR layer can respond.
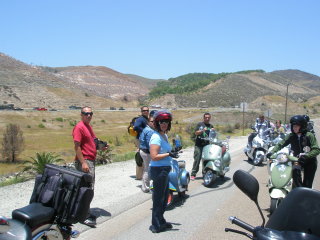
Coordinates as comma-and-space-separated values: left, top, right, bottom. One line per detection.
153, 110, 172, 131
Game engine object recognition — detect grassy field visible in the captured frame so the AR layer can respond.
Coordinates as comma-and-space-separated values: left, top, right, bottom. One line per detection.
0, 107, 287, 176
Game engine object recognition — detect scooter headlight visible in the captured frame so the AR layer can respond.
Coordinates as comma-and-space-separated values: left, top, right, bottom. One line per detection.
276, 153, 288, 163
214, 160, 221, 167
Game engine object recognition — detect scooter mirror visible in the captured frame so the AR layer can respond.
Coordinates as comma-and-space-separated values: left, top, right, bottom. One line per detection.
233, 170, 259, 202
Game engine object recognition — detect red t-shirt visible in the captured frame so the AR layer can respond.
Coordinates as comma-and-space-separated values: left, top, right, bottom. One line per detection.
72, 121, 97, 161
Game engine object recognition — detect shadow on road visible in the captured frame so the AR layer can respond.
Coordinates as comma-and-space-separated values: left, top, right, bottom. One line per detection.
91, 207, 111, 219
243, 159, 267, 167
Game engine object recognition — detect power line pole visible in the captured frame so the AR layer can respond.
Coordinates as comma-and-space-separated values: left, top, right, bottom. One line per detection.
284, 82, 290, 124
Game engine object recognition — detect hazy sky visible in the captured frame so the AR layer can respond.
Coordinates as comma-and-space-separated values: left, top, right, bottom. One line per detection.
1, 0, 319, 79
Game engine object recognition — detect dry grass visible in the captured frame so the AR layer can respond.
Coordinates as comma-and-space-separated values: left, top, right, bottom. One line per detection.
1, 107, 317, 176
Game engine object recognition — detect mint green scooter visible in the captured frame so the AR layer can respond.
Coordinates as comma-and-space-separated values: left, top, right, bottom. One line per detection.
267, 151, 298, 214
201, 130, 231, 187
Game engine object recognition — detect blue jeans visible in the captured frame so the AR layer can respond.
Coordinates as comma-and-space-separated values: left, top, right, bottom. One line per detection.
150, 166, 171, 230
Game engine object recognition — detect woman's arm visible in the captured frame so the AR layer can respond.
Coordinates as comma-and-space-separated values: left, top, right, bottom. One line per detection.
150, 144, 170, 161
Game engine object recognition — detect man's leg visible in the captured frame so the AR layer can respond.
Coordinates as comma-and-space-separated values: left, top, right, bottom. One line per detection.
191, 146, 202, 177
75, 160, 96, 227
140, 150, 151, 192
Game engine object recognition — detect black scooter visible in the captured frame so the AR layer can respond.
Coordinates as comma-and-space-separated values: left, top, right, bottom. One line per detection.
225, 170, 320, 240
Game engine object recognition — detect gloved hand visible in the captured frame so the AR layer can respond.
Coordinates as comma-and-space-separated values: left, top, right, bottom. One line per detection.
169, 150, 179, 158
298, 155, 306, 164
266, 152, 273, 159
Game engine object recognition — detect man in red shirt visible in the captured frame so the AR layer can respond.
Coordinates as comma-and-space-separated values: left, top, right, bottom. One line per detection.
73, 106, 108, 227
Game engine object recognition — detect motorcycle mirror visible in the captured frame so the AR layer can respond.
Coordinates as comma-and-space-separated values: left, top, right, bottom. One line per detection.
233, 170, 259, 202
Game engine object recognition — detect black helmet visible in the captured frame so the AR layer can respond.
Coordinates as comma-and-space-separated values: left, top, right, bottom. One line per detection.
149, 110, 158, 117
302, 115, 310, 122
290, 115, 307, 133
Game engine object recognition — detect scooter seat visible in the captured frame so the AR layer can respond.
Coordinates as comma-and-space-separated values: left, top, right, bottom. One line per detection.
12, 203, 55, 229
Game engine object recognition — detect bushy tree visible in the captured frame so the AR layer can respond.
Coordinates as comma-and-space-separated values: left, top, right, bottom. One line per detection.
1, 123, 24, 162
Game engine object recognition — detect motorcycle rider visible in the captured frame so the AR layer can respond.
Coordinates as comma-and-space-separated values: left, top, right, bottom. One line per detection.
267, 115, 320, 188
191, 112, 214, 180
247, 114, 270, 149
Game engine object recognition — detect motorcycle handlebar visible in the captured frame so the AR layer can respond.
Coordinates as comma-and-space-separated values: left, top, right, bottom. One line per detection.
228, 216, 255, 233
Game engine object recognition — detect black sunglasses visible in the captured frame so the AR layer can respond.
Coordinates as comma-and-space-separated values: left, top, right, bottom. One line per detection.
159, 119, 170, 124
142, 109, 149, 112
81, 111, 93, 116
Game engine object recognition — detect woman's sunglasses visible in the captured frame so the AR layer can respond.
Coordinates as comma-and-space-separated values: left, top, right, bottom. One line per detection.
159, 120, 170, 124
81, 112, 93, 116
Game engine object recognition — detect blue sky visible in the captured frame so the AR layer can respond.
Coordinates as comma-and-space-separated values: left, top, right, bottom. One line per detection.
1, 0, 320, 79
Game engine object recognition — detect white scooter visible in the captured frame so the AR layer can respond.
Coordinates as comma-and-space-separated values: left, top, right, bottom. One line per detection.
244, 128, 271, 165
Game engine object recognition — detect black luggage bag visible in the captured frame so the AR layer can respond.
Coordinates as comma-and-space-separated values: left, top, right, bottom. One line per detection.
30, 163, 94, 224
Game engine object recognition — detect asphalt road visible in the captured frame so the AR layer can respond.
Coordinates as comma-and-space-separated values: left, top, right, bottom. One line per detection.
77, 119, 320, 240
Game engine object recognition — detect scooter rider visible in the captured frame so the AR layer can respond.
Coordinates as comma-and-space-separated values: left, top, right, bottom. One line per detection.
248, 114, 270, 148
267, 115, 320, 188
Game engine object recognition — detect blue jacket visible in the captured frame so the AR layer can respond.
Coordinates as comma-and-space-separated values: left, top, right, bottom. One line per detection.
139, 126, 154, 151
133, 116, 148, 138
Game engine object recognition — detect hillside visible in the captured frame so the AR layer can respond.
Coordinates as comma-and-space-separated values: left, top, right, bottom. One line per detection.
125, 74, 165, 89
1, 52, 319, 112
0, 53, 151, 108
147, 71, 320, 113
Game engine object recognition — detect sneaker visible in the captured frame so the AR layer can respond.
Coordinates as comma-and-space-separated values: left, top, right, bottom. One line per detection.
191, 176, 195, 181
82, 217, 96, 227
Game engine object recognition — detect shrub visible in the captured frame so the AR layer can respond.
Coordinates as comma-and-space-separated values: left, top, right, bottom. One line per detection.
23, 152, 64, 174
96, 147, 113, 165
55, 117, 63, 122
69, 120, 77, 127
38, 123, 45, 128
114, 136, 122, 146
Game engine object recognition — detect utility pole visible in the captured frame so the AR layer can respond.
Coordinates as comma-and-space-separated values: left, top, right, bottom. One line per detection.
284, 82, 290, 124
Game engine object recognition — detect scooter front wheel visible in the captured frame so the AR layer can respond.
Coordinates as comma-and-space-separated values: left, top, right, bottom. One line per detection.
203, 169, 217, 187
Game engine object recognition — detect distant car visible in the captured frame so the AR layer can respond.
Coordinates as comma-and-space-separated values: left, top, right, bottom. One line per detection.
69, 105, 82, 110
13, 108, 23, 111
110, 107, 116, 110
36, 107, 47, 111
119, 107, 125, 110
49, 109, 57, 111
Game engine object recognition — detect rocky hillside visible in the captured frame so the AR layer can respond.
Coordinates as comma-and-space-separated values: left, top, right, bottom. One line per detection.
0, 53, 155, 108
149, 71, 320, 109
1, 52, 319, 112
